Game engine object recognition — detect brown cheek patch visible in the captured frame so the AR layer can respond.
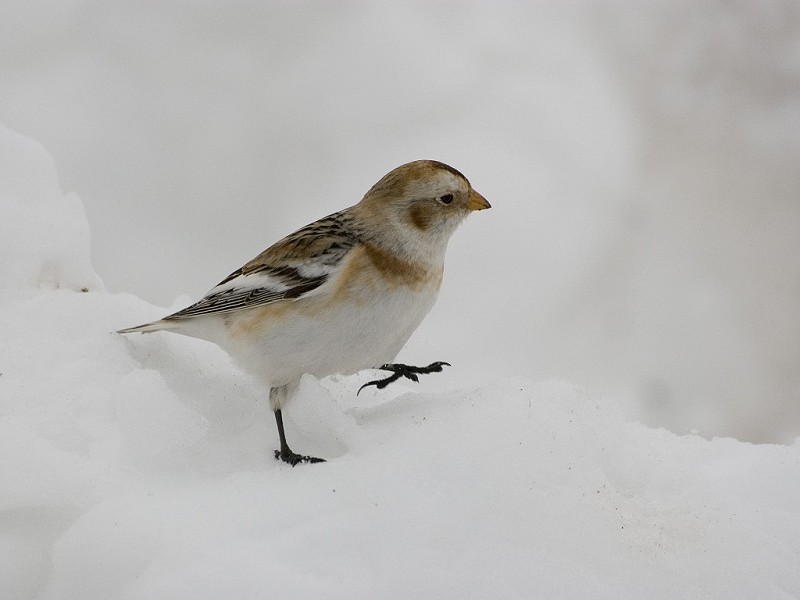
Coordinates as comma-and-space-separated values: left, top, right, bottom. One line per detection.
408, 203, 436, 232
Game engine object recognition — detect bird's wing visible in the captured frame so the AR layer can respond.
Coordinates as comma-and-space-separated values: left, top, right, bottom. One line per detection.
164, 210, 358, 320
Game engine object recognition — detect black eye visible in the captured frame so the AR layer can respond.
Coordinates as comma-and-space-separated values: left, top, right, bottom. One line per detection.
439, 194, 454, 205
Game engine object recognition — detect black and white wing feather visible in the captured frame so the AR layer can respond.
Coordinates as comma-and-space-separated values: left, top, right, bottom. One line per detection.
163, 210, 359, 320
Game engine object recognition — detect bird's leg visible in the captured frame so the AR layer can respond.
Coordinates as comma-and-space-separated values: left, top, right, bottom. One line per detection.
358, 361, 451, 395
270, 385, 325, 466
272, 409, 325, 466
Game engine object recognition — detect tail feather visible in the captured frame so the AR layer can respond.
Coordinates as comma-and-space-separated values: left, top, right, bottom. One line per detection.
116, 319, 181, 334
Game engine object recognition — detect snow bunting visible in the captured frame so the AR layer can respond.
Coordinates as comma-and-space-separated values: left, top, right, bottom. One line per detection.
118, 160, 490, 465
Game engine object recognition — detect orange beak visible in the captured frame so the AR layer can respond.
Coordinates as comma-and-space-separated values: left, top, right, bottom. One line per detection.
467, 189, 491, 211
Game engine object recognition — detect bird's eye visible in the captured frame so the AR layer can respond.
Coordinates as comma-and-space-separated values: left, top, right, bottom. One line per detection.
439, 194, 454, 205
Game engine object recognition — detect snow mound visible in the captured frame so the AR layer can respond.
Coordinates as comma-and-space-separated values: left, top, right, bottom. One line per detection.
1, 128, 798, 599
0, 124, 102, 301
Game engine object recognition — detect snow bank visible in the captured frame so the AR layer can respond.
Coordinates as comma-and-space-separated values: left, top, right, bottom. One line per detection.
1, 128, 799, 599
0, 124, 102, 301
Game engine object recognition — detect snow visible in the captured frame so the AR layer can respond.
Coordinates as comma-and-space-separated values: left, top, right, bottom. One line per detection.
2, 125, 799, 599
0, 125, 102, 302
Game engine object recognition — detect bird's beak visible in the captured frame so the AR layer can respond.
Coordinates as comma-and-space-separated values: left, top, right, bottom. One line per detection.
467, 189, 491, 211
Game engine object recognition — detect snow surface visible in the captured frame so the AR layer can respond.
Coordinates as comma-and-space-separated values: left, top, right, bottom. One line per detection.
2, 125, 799, 598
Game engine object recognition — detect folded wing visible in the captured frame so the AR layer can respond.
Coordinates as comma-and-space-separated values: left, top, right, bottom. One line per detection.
164, 210, 358, 320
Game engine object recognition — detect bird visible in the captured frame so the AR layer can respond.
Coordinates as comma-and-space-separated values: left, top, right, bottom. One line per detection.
118, 160, 490, 465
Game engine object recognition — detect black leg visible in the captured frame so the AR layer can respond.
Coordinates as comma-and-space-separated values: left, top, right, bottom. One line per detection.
358, 361, 451, 395
272, 409, 325, 466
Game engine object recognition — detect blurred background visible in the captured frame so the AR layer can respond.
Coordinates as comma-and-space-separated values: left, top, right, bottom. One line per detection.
1, 1, 798, 443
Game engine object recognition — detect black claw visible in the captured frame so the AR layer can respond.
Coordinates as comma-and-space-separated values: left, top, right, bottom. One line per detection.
274, 449, 326, 466
358, 361, 451, 395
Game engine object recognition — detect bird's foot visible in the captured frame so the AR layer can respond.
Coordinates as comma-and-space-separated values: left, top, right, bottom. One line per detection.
274, 448, 326, 466
358, 361, 451, 395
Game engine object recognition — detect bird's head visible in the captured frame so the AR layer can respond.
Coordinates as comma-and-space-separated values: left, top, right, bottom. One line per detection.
356, 160, 490, 258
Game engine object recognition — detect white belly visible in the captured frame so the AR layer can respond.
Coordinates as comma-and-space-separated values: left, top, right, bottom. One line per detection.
211, 279, 440, 388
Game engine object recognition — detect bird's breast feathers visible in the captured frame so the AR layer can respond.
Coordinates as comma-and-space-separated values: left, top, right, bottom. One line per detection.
333, 242, 443, 298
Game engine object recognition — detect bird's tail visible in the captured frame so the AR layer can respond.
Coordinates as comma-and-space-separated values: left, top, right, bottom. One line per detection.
116, 319, 182, 335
